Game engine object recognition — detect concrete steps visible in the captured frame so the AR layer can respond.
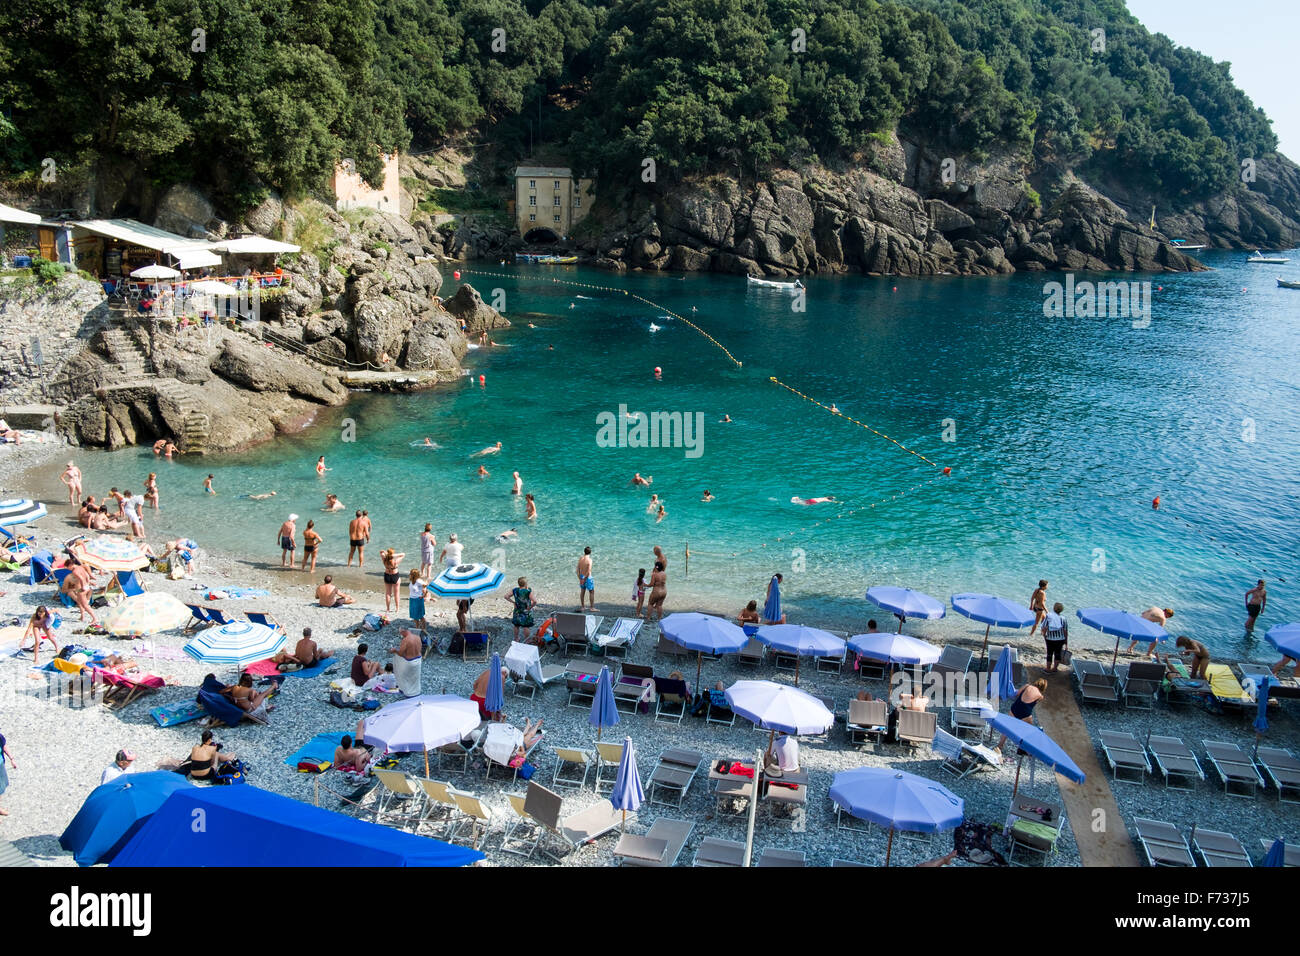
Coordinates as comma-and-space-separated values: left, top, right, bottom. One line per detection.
100, 327, 154, 381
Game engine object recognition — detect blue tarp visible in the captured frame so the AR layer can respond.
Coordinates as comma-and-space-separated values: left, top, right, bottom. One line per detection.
60, 772, 193, 866
110, 785, 483, 867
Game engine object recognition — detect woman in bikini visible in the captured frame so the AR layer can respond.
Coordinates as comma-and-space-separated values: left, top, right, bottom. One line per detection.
180, 730, 235, 780
61, 560, 97, 626
22, 606, 59, 665
381, 549, 406, 614
300, 519, 322, 572
144, 472, 160, 511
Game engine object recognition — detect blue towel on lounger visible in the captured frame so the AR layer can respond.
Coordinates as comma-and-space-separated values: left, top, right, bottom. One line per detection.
285, 732, 353, 767
283, 658, 338, 680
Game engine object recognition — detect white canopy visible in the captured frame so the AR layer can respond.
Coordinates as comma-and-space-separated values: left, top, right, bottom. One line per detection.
130, 264, 180, 280
187, 280, 241, 296
212, 236, 300, 254
73, 219, 204, 255
0, 202, 40, 225
175, 249, 222, 271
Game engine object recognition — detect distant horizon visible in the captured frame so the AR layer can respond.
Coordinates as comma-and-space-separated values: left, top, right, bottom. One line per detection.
1126, 0, 1298, 160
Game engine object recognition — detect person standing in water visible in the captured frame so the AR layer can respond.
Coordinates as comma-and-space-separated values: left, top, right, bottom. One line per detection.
1245, 580, 1267, 633
347, 511, 366, 567
301, 519, 322, 573
203, 474, 215, 495
576, 546, 596, 611
419, 524, 438, 579
525, 493, 537, 521
144, 472, 160, 511
278, 514, 298, 568
60, 461, 83, 505
316, 456, 328, 475
512, 471, 523, 495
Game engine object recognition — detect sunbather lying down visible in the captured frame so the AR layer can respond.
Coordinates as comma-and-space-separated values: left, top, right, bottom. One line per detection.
334, 734, 372, 774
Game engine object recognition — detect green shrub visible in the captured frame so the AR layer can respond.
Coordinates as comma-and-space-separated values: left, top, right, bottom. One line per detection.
31, 255, 66, 284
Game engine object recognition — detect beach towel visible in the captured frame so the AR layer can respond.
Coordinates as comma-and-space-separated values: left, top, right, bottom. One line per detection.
132, 640, 188, 662
244, 659, 281, 677
284, 732, 352, 768
150, 700, 205, 727
285, 658, 337, 679
483, 724, 523, 765
392, 654, 421, 697
221, 587, 270, 600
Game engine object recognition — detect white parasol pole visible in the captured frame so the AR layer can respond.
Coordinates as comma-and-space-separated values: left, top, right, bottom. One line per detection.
742, 745, 762, 866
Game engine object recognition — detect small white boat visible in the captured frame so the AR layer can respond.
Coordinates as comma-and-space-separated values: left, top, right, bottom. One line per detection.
1277, 277, 1300, 289
1169, 239, 1207, 252
1248, 250, 1290, 264
747, 275, 805, 291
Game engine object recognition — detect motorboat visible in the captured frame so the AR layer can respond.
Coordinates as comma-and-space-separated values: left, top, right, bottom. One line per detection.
747, 274, 804, 291
1248, 250, 1290, 264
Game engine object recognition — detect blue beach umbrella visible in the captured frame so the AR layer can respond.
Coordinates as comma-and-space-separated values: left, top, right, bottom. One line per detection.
660, 612, 747, 688
848, 631, 940, 698
754, 623, 846, 684
485, 652, 505, 716
763, 575, 782, 623
1076, 607, 1168, 669
951, 592, 1035, 659
610, 736, 643, 831
829, 767, 964, 866
988, 645, 1016, 703
0, 497, 47, 528
1263, 838, 1287, 868
589, 665, 620, 740
59, 771, 193, 866
866, 586, 946, 632
1265, 622, 1300, 662
428, 562, 506, 600
987, 712, 1086, 797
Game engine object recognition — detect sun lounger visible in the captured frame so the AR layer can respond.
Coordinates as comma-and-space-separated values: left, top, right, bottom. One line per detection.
1257, 838, 1299, 866
654, 678, 689, 723
1236, 663, 1300, 699
373, 769, 423, 825
737, 637, 764, 667
714, 776, 756, 815
448, 791, 494, 849
614, 818, 694, 867
459, 631, 489, 662
205, 607, 237, 626
988, 645, 1024, 685
436, 734, 480, 774
566, 673, 599, 709
648, 748, 704, 807
522, 782, 629, 858
27, 550, 54, 583
1079, 669, 1119, 705
552, 613, 588, 658
105, 570, 146, 600
593, 741, 627, 793
1133, 817, 1194, 866
501, 792, 542, 858
183, 604, 213, 631
930, 645, 973, 682
52, 567, 74, 608
815, 648, 845, 674
504, 641, 566, 699
593, 617, 642, 659
1202, 740, 1265, 798
552, 747, 593, 789
245, 611, 286, 633
1098, 729, 1151, 784
832, 858, 869, 867
1120, 661, 1165, 709
693, 836, 746, 867
1254, 746, 1300, 803
897, 708, 937, 748
94, 667, 165, 710
483, 726, 544, 783
933, 728, 999, 779
656, 633, 692, 661
846, 698, 888, 746
1146, 734, 1205, 790
757, 848, 806, 867
706, 689, 736, 727
764, 780, 807, 822
1189, 826, 1251, 867
413, 779, 459, 837
951, 701, 991, 740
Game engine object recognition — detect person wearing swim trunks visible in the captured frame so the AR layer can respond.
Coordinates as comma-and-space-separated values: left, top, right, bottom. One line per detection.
348, 511, 366, 567
512, 471, 523, 495
576, 546, 596, 611
277, 514, 297, 568
419, 524, 437, 578
301, 519, 321, 572
1126, 607, 1173, 658
204, 474, 215, 494
1245, 580, 1267, 633
1028, 580, 1048, 637
316, 574, 354, 607
293, 627, 332, 667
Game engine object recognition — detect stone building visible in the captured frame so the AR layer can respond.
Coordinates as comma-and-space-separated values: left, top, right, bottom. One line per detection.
513, 166, 592, 241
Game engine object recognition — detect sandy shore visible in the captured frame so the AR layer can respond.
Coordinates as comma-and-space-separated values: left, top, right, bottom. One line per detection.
0, 438, 1294, 867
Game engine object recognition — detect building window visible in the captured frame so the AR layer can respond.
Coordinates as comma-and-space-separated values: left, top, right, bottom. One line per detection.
554, 180, 561, 191
553, 215, 561, 222
529, 180, 536, 189
574, 196, 581, 208
529, 213, 536, 222
553, 196, 560, 206
529, 196, 536, 206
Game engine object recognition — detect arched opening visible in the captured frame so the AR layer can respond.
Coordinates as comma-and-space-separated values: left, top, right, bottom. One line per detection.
524, 227, 560, 244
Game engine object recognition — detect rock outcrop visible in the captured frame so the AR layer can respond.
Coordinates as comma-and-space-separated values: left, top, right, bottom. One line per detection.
0, 275, 111, 406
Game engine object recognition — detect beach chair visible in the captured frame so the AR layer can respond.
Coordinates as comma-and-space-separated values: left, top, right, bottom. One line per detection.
106, 570, 146, 600
832, 859, 870, 867
614, 818, 694, 867
1098, 729, 1151, 784
523, 782, 628, 859
460, 631, 489, 663
1202, 740, 1265, 798
737, 637, 764, 667
772, 647, 799, 672
758, 848, 806, 867
1255, 746, 1300, 803
1146, 734, 1205, 791
504, 641, 566, 699
1257, 838, 1299, 866
183, 604, 213, 632
485, 730, 544, 783
95, 668, 165, 711
593, 741, 628, 793
693, 836, 746, 867
648, 748, 704, 807
1120, 661, 1165, 709
1079, 669, 1120, 705
846, 698, 888, 746
1190, 826, 1252, 867
28, 550, 54, 584
816, 647, 846, 674
552, 613, 588, 657
930, 645, 973, 682
933, 728, 999, 779
594, 617, 642, 659
373, 770, 423, 826
52, 567, 74, 608
951, 701, 991, 740
246, 611, 286, 634
413, 779, 458, 836
705, 689, 736, 727
764, 780, 807, 823
1007, 813, 1063, 865
897, 709, 937, 748
501, 793, 543, 858
655, 633, 692, 661
566, 673, 598, 709
196, 687, 267, 727
714, 776, 756, 816
436, 734, 479, 774
654, 678, 689, 723
448, 791, 494, 849
205, 607, 237, 626
552, 747, 593, 789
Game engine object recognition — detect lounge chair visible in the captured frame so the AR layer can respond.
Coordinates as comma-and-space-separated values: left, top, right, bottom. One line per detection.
501, 793, 543, 858
183, 604, 213, 632
772, 648, 799, 672
856, 655, 888, 681
448, 791, 494, 849
614, 818, 694, 867
52, 567, 74, 608
832, 859, 870, 867
27, 550, 54, 584
714, 776, 756, 815
815, 647, 845, 674
951, 701, 991, 740
705, 689, 736, 727
593, 617, 642, 659
413, 778, 459, 836
523, 782, 628, 858
593, 741, 626, 793
460, 631, 489, 662
566, 673, 598, 709
988, 645, 1025, 685
205, 607, 237, 626
1146, 734, 1205, 791
106, 570, 146, 599
1007, 795, 1064, 864
196, 686, 267, 727
737, 637, 764, 667
654, 677, 689, 723
1202, 740, 1265, 798
1132, 817, 1194, 866
373, 769, 423, 826
1120, 661, 1165, 709
757, 847, 806, 867
484, 729, 544, 783
504, 641, 566, 699
1255, 746, 1300, 803
1190, 826, 1251, 867
655, 633, 692, 661
764, 780, 807, 823
436, 733, 480, 774
929, 645, 973, 682
693, 836, 746, 867
897, 709, 937, 748
245, 611, 286, 634
552, 747, 593, 789
1098, 729, 1151, 784
551, 613, 589, 658
846, 698, 888, 746
648, 748, 705, 807
95, 668, 165, 711
1257, 838, 1299, 866
1079, 669, 1120, 705
932, 728, 1000, 779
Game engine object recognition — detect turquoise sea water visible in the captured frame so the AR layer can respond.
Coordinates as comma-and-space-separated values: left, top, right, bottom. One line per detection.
65, 252, 1300, 661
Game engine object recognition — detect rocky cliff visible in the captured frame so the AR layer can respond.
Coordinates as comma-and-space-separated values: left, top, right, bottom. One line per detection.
574, 136, 1300, 277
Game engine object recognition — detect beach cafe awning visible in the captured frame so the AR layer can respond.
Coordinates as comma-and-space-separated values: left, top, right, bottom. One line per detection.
175, 248, 222, 270
213, 235, 300, 254
71, 218, 208, 256
0, 202, 41, 225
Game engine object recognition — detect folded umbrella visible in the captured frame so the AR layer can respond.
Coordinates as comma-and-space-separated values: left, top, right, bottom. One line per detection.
589, 666, 620, 740
610, 736, 643, 831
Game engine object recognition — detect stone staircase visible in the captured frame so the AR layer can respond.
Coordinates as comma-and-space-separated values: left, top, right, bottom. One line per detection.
152, 378, 210, 452
100, 327, 154, 381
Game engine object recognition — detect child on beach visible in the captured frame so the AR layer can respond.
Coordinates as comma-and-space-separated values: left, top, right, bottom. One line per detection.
408, 569, 428, 629
204, 474, 215, 494
633, 569, 648, 616
21, 606, 59, 665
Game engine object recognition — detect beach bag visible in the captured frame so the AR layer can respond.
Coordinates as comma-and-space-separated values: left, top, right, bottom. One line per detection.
518, 761, 536, 780
362, 613, 384, 632
297, 759, 330, 773
1059, 646, 1072, 665
214, 759, 248, 785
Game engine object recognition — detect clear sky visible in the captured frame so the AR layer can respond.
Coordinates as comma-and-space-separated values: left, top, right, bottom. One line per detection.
1125, 1, 1299, 159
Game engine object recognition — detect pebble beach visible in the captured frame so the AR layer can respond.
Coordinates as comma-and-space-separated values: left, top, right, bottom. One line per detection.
0, 438, 1294, 867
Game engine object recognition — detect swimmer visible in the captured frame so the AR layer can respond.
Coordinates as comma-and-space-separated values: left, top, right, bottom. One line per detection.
203, 474, 215, 494
548, 345, 554, 350
646, 493, 660, 514
512, 471, 523, 495
830, 404, 840, 414
701, 489, 715, 502
240, 491, 277, 500
649, 323, 661, 332
625, 410, 644, 422
527, 323, 536, 329
631, 473, 653, 487
477, 465, 490, 479
323, 493, 344, 512
316, 455, 328, 475
472, 442, 503, 458
422, 437, 435, 447
525, 493, 537, 521
655, 503, 667, 523
792, 495, 836, 505
569, 302, 575, 309
496, 529, 519, 543
720, 414, 732, 423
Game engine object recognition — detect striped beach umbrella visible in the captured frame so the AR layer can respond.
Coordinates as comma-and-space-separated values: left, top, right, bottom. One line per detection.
428, 562, 505, 599
0, 498, 47, 527
70, 536, 150, 572
184, 621, 285, 670
102, 593, 191, 636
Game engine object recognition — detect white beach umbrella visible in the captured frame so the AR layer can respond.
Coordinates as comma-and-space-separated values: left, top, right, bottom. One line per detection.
188, 279, 241, 296
130, 264, 180, 280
